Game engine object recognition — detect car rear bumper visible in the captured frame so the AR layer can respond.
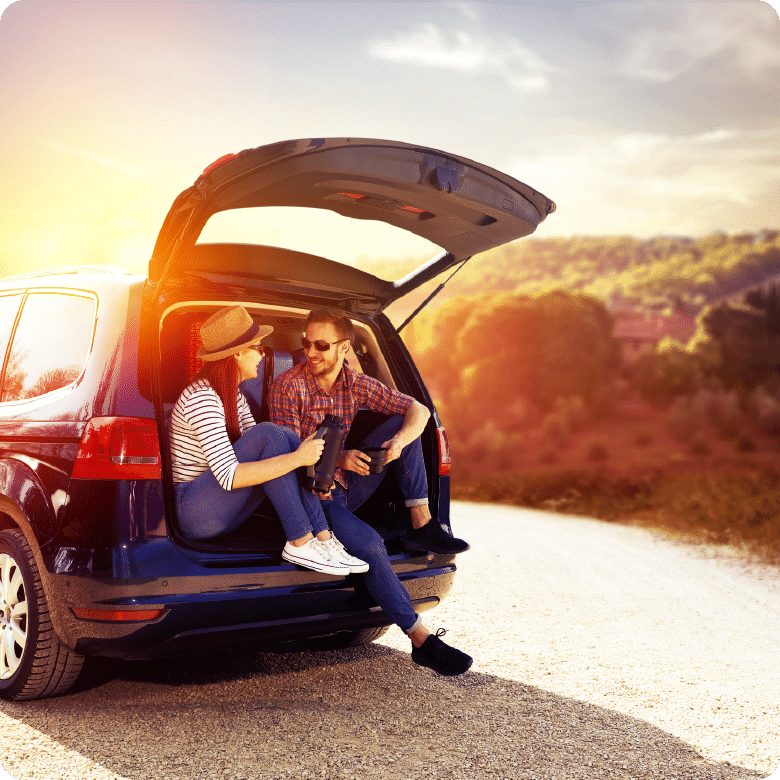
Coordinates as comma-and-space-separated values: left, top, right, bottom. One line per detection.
41, 540, 456, 658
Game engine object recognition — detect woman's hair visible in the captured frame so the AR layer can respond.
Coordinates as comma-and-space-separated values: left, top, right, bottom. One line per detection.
194, 354, 242, 443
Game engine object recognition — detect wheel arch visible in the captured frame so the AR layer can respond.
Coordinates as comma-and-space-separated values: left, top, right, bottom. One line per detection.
0, 507, 20, 533
0, 476, 69, 653
0, 458, 59, 547
0, 495, 36, 543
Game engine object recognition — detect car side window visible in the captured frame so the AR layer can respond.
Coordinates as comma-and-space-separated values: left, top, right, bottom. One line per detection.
1, 292, 96, 402
0, 293, 24, 398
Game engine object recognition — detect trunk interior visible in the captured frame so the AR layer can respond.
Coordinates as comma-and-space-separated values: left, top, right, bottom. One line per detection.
157, 300, 435, 556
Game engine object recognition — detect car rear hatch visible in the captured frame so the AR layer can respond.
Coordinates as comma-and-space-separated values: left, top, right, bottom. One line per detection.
148, 137, 555, 306
143, 138, 555, 556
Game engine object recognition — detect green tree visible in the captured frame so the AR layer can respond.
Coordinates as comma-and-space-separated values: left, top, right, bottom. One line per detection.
629, 337, 708, 405
428, 289, 619, 442
697, 301, 780, 389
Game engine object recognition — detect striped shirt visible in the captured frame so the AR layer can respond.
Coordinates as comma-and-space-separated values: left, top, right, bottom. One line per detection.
169, 379, 255, 491
268, 361, 414, 488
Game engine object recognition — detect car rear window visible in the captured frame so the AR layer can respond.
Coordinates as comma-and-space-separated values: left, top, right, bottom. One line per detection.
1, 292, 96, 402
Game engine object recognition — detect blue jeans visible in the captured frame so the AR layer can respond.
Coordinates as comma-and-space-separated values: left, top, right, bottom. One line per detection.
175, 423, 329, 541
322, 485, 422, 635
344, 414, 429, 512
316, 414, 429, 634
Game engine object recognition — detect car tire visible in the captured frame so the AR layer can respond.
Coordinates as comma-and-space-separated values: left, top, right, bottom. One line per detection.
306, 625, 390, 651
0, 529, 84, 701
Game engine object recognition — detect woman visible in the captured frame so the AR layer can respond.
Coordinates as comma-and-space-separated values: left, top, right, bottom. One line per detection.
169, 305, 368, 576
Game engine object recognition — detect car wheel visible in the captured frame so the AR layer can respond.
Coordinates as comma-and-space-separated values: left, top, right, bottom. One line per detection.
306, 625, 390, 651
0, 529, 84, 700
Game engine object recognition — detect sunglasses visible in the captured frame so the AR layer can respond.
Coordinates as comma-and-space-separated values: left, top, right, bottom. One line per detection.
301, 336, 348, 352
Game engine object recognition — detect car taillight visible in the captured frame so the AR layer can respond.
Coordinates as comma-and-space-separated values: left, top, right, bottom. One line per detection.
71, 417, 162, 480
202, 153, 239, 176
436, 426, 451, 476
72, 607, 165, 622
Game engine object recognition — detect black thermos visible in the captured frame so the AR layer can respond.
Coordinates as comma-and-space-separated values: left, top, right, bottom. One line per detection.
302, 413, 345, 493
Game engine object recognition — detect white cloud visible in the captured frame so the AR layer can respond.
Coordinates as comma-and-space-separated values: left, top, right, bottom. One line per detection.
509, 128, 780, 236
367, 12, 555, 94
617, 3, 780, 82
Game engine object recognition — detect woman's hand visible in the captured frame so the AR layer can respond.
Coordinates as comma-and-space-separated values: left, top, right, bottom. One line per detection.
296, 432, 325, 467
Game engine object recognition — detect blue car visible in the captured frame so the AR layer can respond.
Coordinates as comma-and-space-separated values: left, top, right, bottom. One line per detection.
0, 138, 554, 699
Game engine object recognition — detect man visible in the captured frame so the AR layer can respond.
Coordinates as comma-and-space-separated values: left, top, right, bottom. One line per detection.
268, 308, 472, 676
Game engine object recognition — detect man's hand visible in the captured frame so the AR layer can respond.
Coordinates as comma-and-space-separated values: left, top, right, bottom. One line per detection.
382, 437, 403, 464
341, 449, 371, 476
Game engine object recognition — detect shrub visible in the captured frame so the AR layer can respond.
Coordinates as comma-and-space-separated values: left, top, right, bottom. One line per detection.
586, 438, 609, 462
589, 380, 619, 419
737, 434, 757, 452
630, 338, 707, 406
688, 435, 711, 456
634, 431, 652, 447
541, 411, 571, 446
667, 393, 708, 442
709, 389, 743, 439
746, 386, 780, 435
555, 395, 590, 433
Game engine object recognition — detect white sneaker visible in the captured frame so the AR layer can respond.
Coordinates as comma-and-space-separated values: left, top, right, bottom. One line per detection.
281, 539, 350, 576
323, 535, 370, 574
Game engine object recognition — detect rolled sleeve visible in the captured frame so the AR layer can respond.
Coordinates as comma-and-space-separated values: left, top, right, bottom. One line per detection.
353, 374, 414, 416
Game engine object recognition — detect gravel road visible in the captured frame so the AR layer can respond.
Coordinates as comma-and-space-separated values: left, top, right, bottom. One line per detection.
1, 502, 778, 780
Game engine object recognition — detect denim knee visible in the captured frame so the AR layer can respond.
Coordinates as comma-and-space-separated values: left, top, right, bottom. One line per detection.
234, 422, 294, 462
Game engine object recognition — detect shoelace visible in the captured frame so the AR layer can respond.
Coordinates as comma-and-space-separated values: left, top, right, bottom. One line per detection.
324, 536, 346, 556
312, 539, 341, 563
424, 628, 449, 664
332, 536, 364, 560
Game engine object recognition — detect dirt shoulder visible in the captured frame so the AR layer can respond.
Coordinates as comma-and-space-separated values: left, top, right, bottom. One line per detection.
451, 406, 780, 566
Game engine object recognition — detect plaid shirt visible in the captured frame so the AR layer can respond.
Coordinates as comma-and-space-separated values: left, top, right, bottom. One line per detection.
269, 361, 414, 488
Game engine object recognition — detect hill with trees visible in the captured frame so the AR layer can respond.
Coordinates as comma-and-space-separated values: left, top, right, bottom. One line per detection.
377, 231, 780, 562
361, 230, 780, 319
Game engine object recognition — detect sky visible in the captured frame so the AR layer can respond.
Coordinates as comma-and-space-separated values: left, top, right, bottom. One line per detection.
0, 0, 778, 279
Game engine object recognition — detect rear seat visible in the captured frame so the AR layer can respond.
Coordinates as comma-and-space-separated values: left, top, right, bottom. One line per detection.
239, 347, 304, 422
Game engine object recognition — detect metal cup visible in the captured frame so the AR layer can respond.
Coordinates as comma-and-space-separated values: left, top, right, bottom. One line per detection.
363, 446, 387, 474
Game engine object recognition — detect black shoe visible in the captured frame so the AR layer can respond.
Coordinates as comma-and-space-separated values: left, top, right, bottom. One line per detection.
404, 520, 470, 554
411, 629, 473, 676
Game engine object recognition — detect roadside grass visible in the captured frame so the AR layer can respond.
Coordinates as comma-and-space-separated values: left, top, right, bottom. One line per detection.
452, 464, 780, 565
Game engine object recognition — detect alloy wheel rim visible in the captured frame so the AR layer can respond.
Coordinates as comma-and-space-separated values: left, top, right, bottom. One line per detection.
0, 553, 27, 680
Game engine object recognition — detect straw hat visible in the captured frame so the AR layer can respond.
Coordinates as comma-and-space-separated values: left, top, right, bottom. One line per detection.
197, 306, 273, 361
